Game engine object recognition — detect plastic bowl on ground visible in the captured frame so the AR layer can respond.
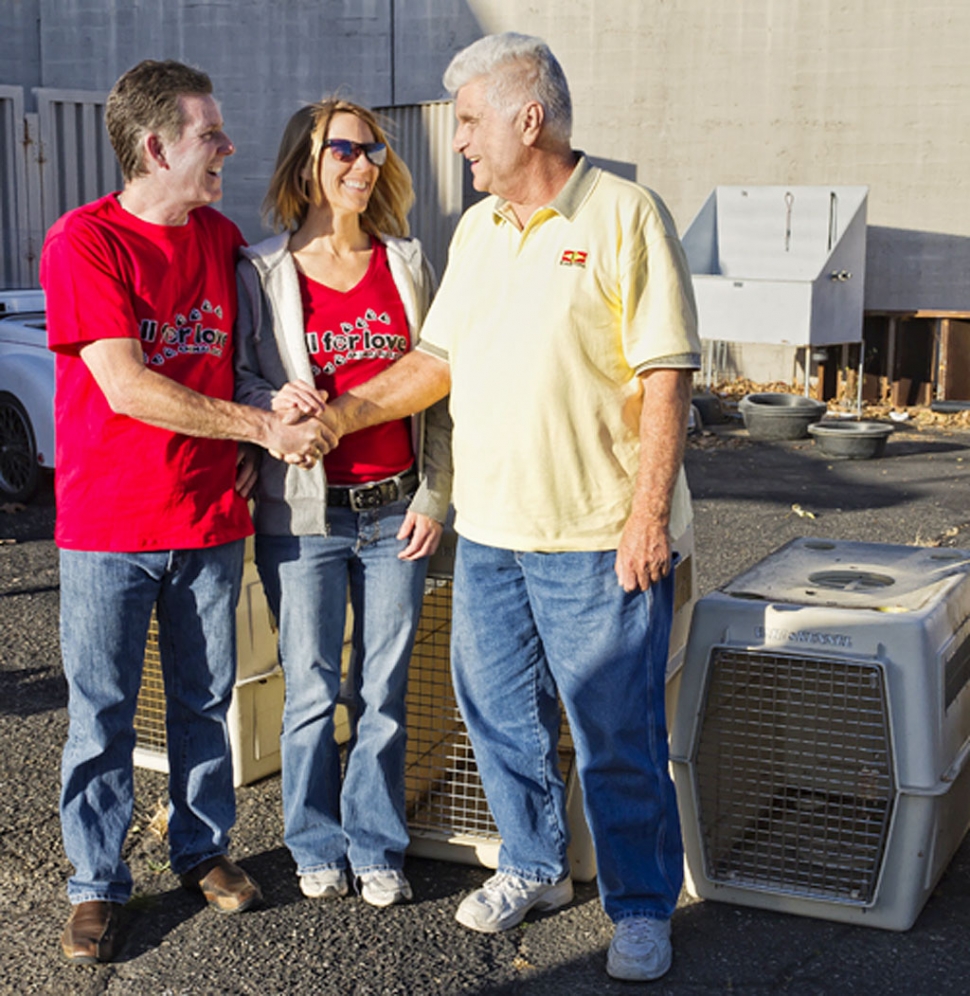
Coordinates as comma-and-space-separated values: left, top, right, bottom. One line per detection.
807, 419, 893, 459
739, 393, 828, 441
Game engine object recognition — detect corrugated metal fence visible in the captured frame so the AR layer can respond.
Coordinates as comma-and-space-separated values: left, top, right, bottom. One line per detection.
377, 100, 464, 277
0, 89, 462, 290
0, 85, 35, 289
0, 87, 120, 289
35, 88, 120, 236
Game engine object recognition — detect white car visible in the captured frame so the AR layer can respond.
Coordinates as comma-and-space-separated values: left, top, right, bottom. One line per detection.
0, 290, 53, 502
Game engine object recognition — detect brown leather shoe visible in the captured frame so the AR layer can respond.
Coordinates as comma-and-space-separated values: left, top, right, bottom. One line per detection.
60, 900, 123, 963
179, 855, 262, 914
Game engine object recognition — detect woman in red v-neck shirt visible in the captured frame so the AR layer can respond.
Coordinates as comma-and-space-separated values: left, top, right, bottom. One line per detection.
234, 100, 452, 910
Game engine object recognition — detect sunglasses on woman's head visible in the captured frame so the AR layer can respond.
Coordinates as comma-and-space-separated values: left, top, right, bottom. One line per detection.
323, 138, 387, 167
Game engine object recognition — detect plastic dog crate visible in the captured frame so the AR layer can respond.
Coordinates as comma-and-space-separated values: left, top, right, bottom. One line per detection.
670, 537, 970, 929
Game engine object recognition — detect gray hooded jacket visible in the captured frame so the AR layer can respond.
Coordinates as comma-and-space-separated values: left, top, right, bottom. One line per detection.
234, 232, 452, 536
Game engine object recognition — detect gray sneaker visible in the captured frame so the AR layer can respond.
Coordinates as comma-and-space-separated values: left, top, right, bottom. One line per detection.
299, 868, 348, 900
454, 872, 573, 933
359, 870, 413, 908
607, 916, 672, 981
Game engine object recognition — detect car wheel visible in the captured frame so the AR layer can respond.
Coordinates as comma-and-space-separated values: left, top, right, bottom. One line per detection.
0, 392, 40, 502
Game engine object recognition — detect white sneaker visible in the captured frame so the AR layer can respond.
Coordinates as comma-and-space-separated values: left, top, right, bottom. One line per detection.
607, 916, 672, 981
299, 868, 349, 899
454, 872, 573, 933
358, 870, 413, 908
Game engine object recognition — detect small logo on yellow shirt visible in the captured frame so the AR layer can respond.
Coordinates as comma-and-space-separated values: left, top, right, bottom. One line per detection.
559, 249, 588, 267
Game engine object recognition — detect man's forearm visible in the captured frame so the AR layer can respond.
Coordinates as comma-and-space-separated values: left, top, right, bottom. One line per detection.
329, 349, 451, 439
630, 368, 693, 528
111, 367, 293, 447
80, 336, 333, 459
614, 367, 693, 591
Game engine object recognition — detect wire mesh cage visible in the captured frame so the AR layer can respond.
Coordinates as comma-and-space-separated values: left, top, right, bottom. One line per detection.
404, 579, 495, 841
132, 553, 284, 787
403, 577, 594, 879
133, 614, 166, 759
132, 528, 694, 878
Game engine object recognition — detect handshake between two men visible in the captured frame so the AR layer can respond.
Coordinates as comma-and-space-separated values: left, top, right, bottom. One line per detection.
265, 346, 451, 470
268, 379, 344, 468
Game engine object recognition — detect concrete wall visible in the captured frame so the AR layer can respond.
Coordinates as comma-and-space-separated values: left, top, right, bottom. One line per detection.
0, 0, 42, 101
2, 0, 970, 311
431, 0, 970, 314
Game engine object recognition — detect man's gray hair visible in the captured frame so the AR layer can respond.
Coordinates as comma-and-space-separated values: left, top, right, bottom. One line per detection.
443, 32, 572, 144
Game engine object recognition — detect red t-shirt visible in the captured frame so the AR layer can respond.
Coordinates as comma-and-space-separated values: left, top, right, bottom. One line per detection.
41, 193, 252, 551
300, 240, 414, 484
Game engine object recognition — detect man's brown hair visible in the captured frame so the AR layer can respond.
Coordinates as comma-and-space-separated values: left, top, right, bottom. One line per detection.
106, 59, 213, 181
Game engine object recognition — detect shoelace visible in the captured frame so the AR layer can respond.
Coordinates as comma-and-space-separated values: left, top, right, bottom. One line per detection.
367, 871, 406, 886
483, 873, 532, 898
616, 919, 662, 947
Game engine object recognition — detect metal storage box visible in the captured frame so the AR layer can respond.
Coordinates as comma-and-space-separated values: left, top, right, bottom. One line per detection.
670, 538, 970, 929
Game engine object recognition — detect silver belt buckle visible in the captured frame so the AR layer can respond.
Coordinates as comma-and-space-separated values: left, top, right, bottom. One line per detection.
348, 484, 375, 512
347, 471, 408, 512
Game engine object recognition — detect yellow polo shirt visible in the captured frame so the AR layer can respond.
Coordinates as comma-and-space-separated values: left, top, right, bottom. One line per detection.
419, 156, 700, 552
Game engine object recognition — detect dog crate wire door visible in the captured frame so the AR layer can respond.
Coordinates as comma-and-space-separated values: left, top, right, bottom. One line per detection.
693, 646, 896, 905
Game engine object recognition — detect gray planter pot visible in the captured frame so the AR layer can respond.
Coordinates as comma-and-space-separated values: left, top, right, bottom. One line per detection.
739, 392, 828, 440
808, 420, 893, 459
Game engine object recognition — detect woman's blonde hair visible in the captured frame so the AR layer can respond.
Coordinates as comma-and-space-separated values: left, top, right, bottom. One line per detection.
263, 98, 414, 237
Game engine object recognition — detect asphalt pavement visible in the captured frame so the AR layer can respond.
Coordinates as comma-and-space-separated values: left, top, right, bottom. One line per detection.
3, 416, 970, 995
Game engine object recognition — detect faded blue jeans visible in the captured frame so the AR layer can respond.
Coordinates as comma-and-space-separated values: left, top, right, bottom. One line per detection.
255, 499, 427, 877
59, 540, 244, 905
450, 537, 683, 922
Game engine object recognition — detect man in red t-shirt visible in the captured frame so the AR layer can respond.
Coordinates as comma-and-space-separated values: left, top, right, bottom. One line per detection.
41, 60, 335, 965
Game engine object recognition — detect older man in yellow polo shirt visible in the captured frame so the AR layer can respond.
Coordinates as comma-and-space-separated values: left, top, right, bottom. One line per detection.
321, 31, 700, 983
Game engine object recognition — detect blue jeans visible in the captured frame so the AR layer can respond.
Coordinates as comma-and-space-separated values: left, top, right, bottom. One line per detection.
451, 537, 683, 922
255, 499, 427, 876
59, 540, 244, 905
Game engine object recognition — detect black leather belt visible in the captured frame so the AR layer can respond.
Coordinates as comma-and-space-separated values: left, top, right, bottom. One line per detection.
327, 468, 417, 511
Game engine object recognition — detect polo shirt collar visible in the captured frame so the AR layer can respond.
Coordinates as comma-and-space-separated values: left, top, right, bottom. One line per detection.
492, 152, 598, 226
